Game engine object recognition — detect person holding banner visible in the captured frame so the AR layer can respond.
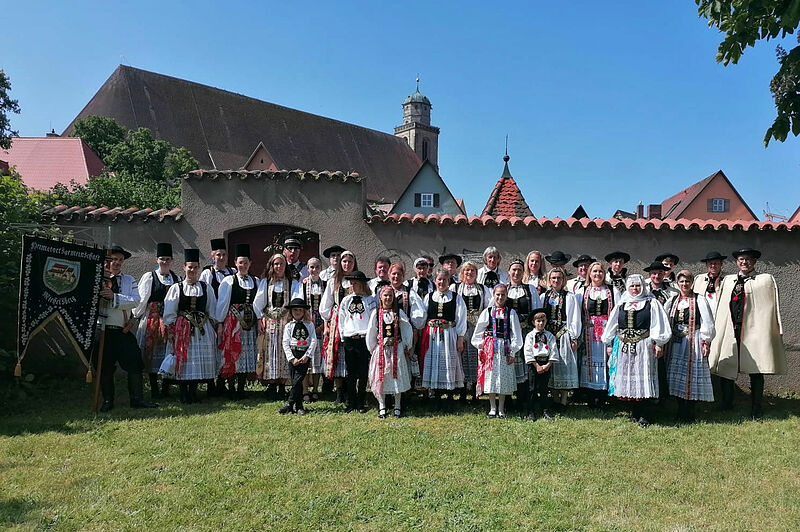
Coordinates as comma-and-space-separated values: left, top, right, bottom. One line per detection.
163, 249, 218, 403
133, 242, 180, 400
98, 245, 158, 412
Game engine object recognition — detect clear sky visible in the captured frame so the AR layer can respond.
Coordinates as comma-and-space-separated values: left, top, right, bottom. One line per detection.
5, 1, 799, 219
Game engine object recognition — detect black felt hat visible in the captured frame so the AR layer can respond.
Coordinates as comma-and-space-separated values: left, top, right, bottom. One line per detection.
286, 297, 310, 309
156, 242, 173, 258
345, 270, 369, 283
374, 279, 392, 291
732, 248, 761, 260
545, 251, 571, 266
438, 253, 463, 267
604, 250, 631, 263
234, 243, 251, 259
643, 261, 670, 272
528, 307, 548, 323
700, 251, 727, 263
572, 254, 595, 267
184, 248, 200, 263
655, 252, 680, 264
108, 245, 131, 259
323, 245, 346, 258
210, 238, 226, 251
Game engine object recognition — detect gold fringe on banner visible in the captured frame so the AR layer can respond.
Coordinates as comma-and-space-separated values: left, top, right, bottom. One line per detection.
14, 362, 22, 377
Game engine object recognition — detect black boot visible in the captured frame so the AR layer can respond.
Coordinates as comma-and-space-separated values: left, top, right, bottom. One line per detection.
750, 374, 764, 419
278, 384, 287, 401
149, 373, 161, 399
718, 378, 735, 411
161, 378, 171, 398
179, 383, 190, 403
227, 377, 237, 400
216, 377, 228, 395
236, 374, 246, 400
100, 368, 115, 412
129, 372, 158, 408
334, 386, 345, 407
188, 381, 199, 404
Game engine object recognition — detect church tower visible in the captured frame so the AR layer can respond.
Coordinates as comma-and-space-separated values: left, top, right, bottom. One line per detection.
394, 79, 440, 169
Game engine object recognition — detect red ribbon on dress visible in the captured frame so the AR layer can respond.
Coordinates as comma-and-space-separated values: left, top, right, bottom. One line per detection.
418, 325, 431, 379
173, 316, 191, 378
218, 312, 242, 378
476, 336, 495, 397
322, 306, 342, 380
144, 302, 166, 358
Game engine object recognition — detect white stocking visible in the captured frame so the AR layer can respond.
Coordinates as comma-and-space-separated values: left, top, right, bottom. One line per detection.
498, 394, 506, 414
377, 393, 386, 410
394, 393, 402, 410
488, 393, 497, 414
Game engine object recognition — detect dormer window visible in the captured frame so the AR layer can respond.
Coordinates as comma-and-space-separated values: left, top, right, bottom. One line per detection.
414, 193, 440, 208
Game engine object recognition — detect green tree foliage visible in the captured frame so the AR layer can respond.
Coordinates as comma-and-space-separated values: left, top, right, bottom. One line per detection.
696, 1, 800, 145
0, 69, 21, 150
59, 116, 198, 209
0, 169, 54, 349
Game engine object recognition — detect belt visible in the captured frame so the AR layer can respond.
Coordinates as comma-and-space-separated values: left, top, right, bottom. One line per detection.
619, 328, 650, 344
105, 325, 124, 330
347, 334, 366, 339
428, 319, 454, 329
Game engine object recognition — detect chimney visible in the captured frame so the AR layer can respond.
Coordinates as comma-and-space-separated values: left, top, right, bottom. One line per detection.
648, 204, 662, 219
636, 202, 644, 219
46, 129, 59, 138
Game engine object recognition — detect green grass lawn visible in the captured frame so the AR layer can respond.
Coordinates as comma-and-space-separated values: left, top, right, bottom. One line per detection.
1, 381, 799, 531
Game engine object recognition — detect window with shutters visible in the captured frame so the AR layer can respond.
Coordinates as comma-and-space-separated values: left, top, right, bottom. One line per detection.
708, 198, 729, 212
421, 193, 434, 207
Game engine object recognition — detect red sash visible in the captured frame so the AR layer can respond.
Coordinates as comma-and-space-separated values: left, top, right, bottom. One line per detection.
173, 316, 191, 378
218, 312, 242, 378
476, 336, 495, 396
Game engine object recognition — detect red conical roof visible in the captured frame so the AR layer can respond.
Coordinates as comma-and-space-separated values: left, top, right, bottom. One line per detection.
481, 156, 534, 217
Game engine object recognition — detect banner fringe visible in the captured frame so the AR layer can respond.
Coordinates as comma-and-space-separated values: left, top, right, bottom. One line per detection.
14, 362, 22, 377
85, 368, 93, 383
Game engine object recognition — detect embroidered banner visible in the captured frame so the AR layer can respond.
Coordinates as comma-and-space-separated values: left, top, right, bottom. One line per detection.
16, 236, 105, 374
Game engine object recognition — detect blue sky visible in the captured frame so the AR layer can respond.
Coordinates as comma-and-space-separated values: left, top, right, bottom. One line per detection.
5, 1, 799, 219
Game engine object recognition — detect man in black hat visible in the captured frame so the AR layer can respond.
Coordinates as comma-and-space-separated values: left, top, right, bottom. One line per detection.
283, 235, 308, 281
545, 251, 571, 269
709, 248, 786, 418
337, 271, 377, 413
655, 253, 680, 286
604, 251, 631, 302
132, 242, 180, 400
97, 245, 158, 412
566, 254, 594, 294
439, 253, 462, 284
693, 251, 726, 314
200, 238, 236, 395
320, 245, 345, 282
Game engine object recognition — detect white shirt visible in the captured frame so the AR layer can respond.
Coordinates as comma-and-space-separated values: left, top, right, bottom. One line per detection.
215, 274, 258, 322
338, 293, 377, 338
320, 266, 336, 282
103, 273, 140, 327
199, 266, 236, 294
319, 279, 351, 321
163, 281, 218, 326
252, 278, 301, 319
470, 306, 524, 353
477, 266, 510, 287
423, 290, 469, 337
133, 270, 180, 319
282, 320, 319, 363
368, 276, 389, 295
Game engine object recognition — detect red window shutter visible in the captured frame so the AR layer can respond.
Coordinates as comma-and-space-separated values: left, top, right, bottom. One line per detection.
433, 193, 440, 207
707, 198, 713, 212
724, 199, 730, 212
414, 193, 421, 207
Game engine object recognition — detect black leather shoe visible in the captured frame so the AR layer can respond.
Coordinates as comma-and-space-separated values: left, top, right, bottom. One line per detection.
278, 404, 293, 415
358, 407, 368, 414
131, 400, 159, 409
99, 401, 114, 412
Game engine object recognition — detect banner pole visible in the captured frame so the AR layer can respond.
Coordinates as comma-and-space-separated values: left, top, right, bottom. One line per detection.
91, 234, 112, 413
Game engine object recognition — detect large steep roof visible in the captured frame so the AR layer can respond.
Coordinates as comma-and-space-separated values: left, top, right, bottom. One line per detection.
660, 170, 757, 220
62, 65, 421, 202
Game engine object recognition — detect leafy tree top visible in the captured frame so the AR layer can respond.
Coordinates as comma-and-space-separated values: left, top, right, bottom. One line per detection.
0, 70, 21, 150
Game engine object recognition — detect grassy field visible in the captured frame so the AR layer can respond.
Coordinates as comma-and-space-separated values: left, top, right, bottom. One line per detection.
1, 381, 799, 531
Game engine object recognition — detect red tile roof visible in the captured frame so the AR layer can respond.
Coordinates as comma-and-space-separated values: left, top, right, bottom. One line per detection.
43, 204, 182, 223
481, 157, 534, 217
1, 137, 104, 190
184, 169, 361, 183
660, 170, 758, 220
369, 213, 800, 232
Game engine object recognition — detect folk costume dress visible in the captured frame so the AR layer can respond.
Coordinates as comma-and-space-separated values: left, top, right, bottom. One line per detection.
506, 282, 542, 384
471, 306, 523, 395
253, 278, 300, 382
282, 319, 318, 409
215, 274, 259, 377
404, 277, 433, 379
133, 269, 180, 374
163, 280, 218, 381
199, 265, 236, 297
477, 266, 510, 290
420, 290, 468, 390
541, 288, 582, 390
301, 276, 327, 375
366, 308, 413, 397
451, 282, 491, 385
579, 284, 615, 391
664, 294, 715, 401
319, 279, 351, 379
602, 288, 672, 400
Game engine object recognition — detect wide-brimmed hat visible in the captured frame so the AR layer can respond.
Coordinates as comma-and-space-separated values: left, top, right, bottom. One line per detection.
700, 251, 727, 263
732, 248, 761, 260
572, 254, 595, 267
545, 251, 571, 266
604, 251, 630, 263
655, 252, 680, 264
107, 245, 131, 259
286, 297, 310, 309
438, 253, 463, 267
643, 261, 669, 272
323, 245, 346, 258
184, 248, 200, 263
210, 238, 226, 251
344, 270, 369, 283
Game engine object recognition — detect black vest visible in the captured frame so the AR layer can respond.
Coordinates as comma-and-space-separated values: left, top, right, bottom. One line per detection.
507, 284, 533, 323
619, 300, 652, 330
303, 278, 327, 312
178, 281, 208, 313
543, 289, 568, 326
149, 270, 179, 304
203, 265, 235, 296
427, 293, 457, 321
230, 276, 255, 305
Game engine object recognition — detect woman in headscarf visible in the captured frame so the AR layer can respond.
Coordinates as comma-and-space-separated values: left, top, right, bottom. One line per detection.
367, 284, 414, 418
665, 270, 715, 423
601, 274, 672, 427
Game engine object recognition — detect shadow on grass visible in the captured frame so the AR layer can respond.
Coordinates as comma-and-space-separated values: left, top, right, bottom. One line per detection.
1, 378, 798, 436
0, 497, 41, 527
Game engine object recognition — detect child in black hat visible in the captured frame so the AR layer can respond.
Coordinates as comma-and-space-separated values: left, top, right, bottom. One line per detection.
280, 298, 318, 415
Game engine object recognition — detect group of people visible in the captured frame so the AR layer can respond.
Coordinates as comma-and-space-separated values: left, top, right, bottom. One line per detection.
96, 235, 786, 425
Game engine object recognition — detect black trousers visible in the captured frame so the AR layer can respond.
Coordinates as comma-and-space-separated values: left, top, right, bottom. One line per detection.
288, 361, 310, 407
344, 336, 370, 409
98, 328, 145, 403
528, 366, 551, 414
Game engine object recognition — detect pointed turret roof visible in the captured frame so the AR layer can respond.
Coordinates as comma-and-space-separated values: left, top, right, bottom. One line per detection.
480, 153, 534, 218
